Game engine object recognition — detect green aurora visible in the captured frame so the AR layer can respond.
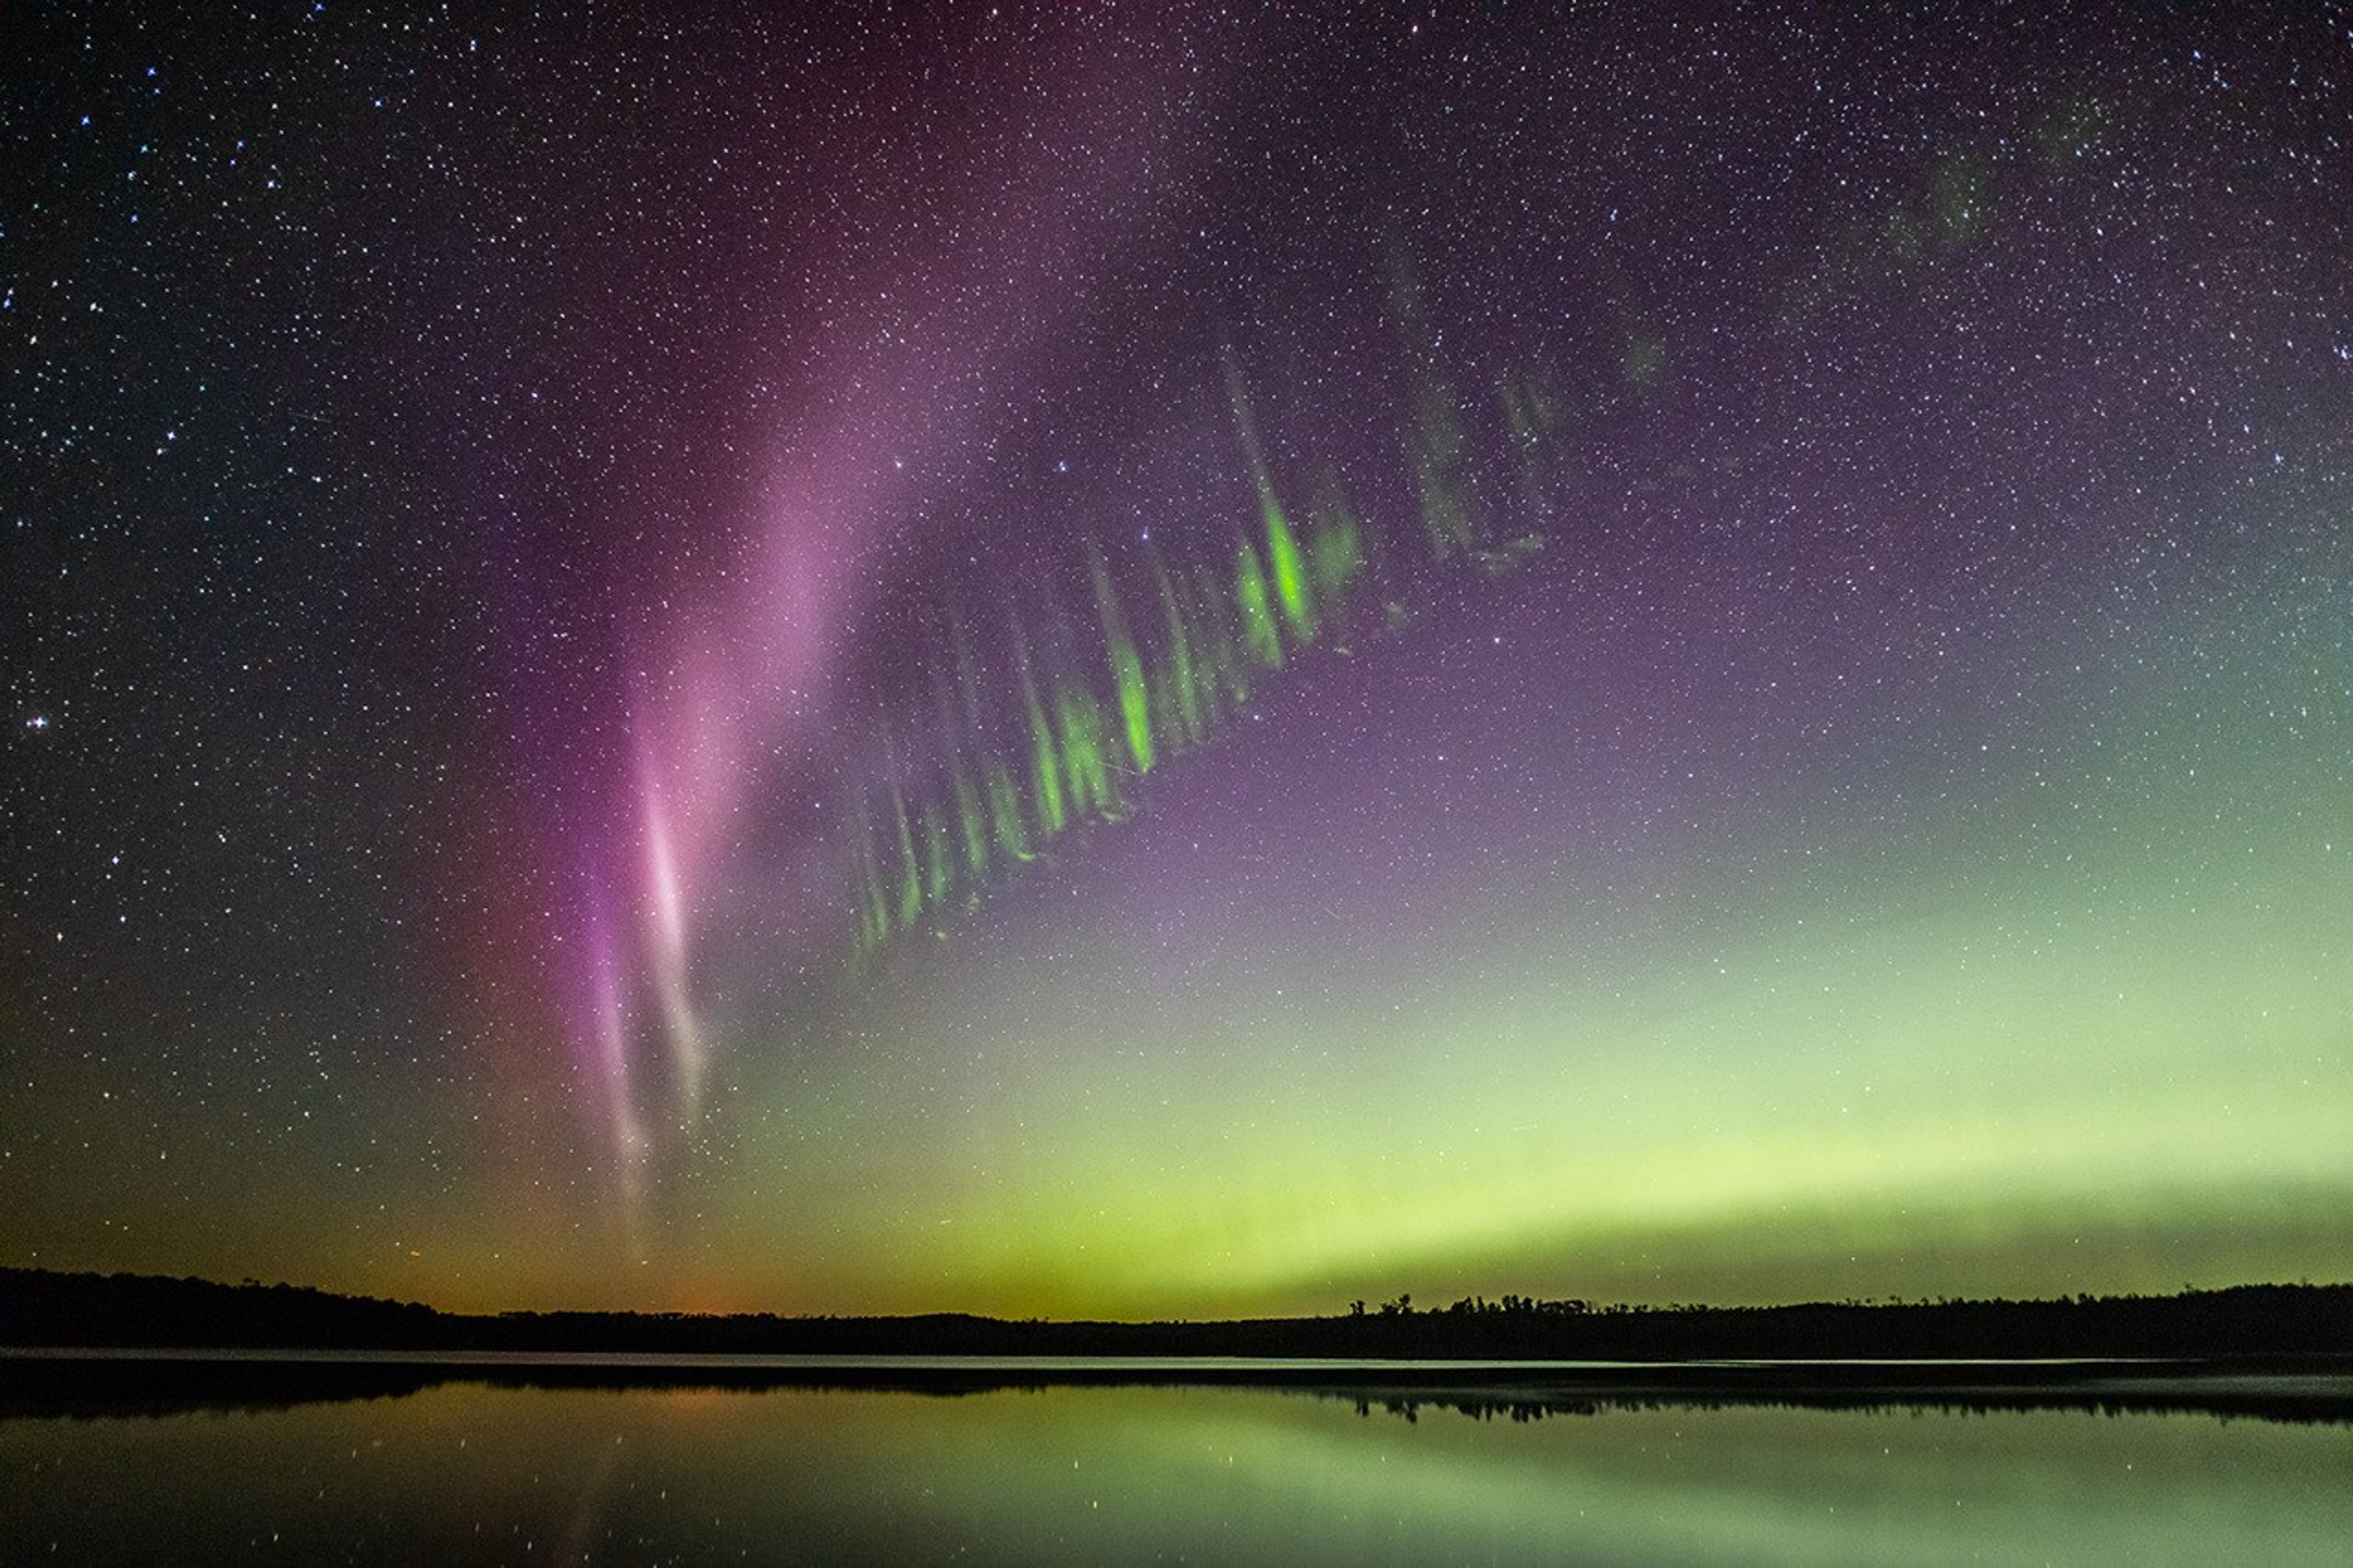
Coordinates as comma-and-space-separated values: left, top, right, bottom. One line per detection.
7, 3, 2347, 1325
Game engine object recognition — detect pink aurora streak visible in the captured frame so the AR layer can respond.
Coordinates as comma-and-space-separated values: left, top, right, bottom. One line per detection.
554, 10, 1220, 1220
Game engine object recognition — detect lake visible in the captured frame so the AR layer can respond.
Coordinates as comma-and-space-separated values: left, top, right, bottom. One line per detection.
3, 1358, 2347, 1563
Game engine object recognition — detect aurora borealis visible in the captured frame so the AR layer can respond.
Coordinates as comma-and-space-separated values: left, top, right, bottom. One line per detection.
4, 3, 2348, 1319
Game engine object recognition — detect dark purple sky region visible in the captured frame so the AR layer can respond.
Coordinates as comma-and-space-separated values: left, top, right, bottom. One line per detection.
3, 3, 2348, 1316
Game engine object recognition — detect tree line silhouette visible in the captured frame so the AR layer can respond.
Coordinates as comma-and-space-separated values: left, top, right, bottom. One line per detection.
2, 1268, 2346, 1361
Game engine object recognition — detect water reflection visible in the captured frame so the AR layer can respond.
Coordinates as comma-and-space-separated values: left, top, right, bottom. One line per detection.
3, 1369, 2348, 1564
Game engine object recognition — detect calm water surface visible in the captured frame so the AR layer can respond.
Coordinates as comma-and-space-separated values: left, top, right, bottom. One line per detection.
3, 1372, 2347, 1564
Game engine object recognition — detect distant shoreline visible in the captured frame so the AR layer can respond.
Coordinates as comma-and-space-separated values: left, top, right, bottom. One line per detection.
6, 1342, 2351, 1426
4, 1268, 2347, 1362
10, 1269, 2351, 1424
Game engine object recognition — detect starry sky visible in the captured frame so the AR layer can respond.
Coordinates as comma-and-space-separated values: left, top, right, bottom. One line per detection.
4, 3, 2348, 1319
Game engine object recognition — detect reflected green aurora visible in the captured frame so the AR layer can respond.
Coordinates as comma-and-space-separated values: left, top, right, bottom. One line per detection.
4, 1381, 2348, 1566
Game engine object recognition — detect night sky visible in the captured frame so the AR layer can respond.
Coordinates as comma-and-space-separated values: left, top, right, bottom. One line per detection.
5, 3, 2348, 1319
